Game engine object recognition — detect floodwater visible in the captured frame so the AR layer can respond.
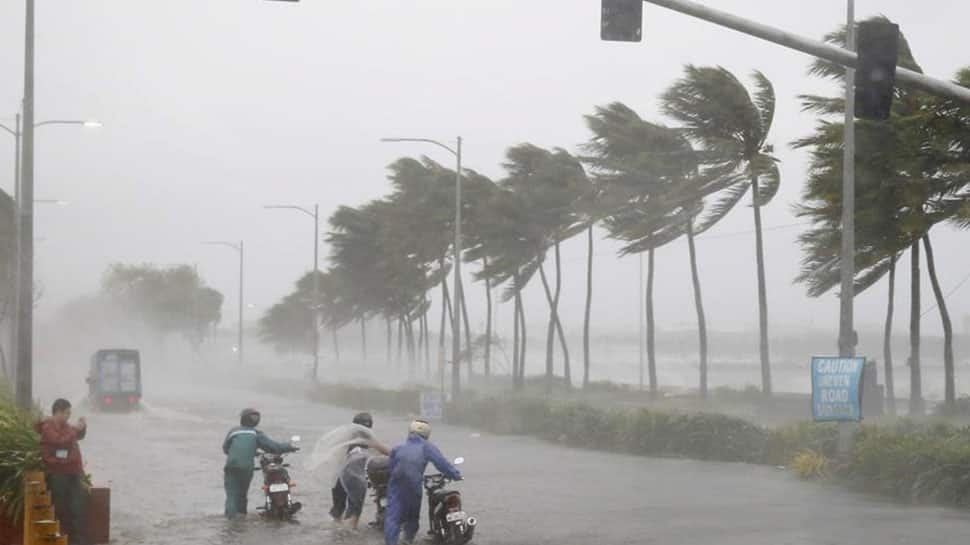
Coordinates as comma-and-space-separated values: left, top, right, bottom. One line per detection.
62, 369, 970, 545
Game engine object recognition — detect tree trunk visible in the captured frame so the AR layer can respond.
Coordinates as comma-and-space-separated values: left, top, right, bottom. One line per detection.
423, 310, 432, 379
647, 247, 658, 397
538, 260, 570, 391
554, 241, 571, 387
360, 317, 367, 364
332, 327, 340, 363
405, 313, 416, 379
386, 315, 392, 367
583, 226, 593, 389
397, 317, 404, 369
923, 235, 955, 407
751, 175, 772, 396
439, 269, 448, 354
520, 296, 528, 386
513, 283, 521, 389
540, 261, 556, 389
686, 219, 709, 399
483, 257, 492, 379
883, 256, 897, 416
459, 277, 473, 381
909, 242, 923, 416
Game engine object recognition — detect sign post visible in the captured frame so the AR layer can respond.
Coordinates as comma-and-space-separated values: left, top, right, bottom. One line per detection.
421, 390, 444, 421
811, 356, 866, 422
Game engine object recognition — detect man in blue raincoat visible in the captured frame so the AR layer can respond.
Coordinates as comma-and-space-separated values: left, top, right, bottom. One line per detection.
385, 419, 461, 545
222, 408, 298, 518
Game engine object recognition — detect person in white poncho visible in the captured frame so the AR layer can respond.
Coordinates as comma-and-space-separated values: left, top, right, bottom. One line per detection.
328, 412, 390, 529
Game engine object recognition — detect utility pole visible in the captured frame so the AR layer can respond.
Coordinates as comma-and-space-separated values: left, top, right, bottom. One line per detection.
263, 204, 321, 378
379, 136, 464, 401
238, 241, 244, 366
16, 0, 35, 409
313, 204, 320, 375
839, 0, 857, 359
452, 137, 463, 400
639, 253, 644, 391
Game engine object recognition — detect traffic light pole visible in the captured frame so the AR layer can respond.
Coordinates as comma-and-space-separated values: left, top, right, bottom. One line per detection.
838, 0, 856, 360
639, 0, 970, 105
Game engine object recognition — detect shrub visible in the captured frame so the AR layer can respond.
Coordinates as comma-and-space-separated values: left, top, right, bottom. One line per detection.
791, 450, 829, 479
309, 383, 423, 415
845, 422, 970, 506
0, 382, 42, 524
933, 396, 970, 418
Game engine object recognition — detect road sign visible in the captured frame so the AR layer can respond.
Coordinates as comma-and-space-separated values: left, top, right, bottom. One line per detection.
811, 356, 866, 422
421, 391, 444, 421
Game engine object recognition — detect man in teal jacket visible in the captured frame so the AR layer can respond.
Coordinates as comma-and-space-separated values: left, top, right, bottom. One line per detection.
223, 408, 297, 518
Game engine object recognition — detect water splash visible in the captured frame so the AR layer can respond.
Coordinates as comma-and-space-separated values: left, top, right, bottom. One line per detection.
305, 423, 377, 478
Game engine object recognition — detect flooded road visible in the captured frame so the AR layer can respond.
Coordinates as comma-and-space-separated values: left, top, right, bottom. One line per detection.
71, 373, 970, 545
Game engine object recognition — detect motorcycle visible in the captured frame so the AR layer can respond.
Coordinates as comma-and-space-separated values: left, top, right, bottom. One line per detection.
257, 435, 303, 520
424, 457, 476, 545
365, 454, 390, 529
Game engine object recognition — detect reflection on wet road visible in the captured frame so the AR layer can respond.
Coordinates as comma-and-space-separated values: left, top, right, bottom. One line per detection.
79, 378, 970, 545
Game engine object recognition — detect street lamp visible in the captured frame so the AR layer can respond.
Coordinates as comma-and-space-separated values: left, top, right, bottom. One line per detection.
380, 136, 463, 400
1, 107, 99, 408
264, 204, 320, 379
203, 240, 245, 366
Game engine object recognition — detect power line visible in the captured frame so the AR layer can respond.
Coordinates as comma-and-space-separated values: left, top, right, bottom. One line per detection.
921, 269, 970, 318
697, 222, 806, 240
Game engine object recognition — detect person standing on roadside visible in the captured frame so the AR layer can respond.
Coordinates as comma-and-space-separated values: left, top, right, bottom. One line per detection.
37, 398, 88, 545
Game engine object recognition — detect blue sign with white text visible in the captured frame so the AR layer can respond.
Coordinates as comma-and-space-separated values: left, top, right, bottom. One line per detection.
811, 356, 865, 422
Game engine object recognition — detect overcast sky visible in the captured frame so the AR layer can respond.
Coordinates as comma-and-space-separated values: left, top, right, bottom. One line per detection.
1, 0, 969, 349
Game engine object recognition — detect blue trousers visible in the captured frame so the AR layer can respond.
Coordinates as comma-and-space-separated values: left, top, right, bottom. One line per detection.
384, 487, 422, 545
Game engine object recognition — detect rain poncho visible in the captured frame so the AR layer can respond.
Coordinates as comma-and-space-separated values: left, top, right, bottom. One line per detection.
384, 434, 461, 545
306, 424, 379, 520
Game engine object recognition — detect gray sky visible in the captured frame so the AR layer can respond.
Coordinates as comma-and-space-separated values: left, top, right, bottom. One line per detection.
1, 0, 969, 347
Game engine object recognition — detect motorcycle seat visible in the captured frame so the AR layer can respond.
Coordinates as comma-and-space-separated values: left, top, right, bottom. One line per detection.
430, 489, 458, 502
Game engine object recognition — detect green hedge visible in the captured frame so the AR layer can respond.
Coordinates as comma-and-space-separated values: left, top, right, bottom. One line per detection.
446, 395, 837, 465
845, 421, 970, 506
309, 383, 424, 415
305, 384, 970, 509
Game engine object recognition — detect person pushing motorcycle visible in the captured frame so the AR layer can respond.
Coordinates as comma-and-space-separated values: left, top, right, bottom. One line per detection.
384, 420, 461, 545
331, 412, 390, 530
222, 408, 298, 518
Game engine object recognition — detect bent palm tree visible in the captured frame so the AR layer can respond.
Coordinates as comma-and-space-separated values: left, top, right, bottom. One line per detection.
661, 65, 780, 396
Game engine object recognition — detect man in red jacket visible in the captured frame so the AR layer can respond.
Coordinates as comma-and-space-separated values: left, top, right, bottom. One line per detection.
37, 398, 88, 545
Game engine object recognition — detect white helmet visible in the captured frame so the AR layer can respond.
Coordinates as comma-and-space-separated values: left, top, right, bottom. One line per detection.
409, 419, 431, 439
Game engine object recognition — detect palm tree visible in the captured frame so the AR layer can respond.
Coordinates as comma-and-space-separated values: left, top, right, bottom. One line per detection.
472, 186, 545, 389
794, 18, 969, 412
583, 102, 725, 398
661, 65, 780, 396
501, 144, 591, 389
460, 169, 502, 379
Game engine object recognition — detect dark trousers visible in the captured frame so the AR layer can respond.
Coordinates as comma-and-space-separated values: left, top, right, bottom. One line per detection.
49, 474, 87, 545
224, 467, 255, 518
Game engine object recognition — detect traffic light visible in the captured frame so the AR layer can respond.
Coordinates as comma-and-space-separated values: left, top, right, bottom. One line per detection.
854, 20, 899, 120
601, 0, 643, 43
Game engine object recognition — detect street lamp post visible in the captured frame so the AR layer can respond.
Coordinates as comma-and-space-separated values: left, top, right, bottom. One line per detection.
380, 137, 463, 401
203, 241, 245, 366
0, 114, 100, 406
264, 204, 320, 379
